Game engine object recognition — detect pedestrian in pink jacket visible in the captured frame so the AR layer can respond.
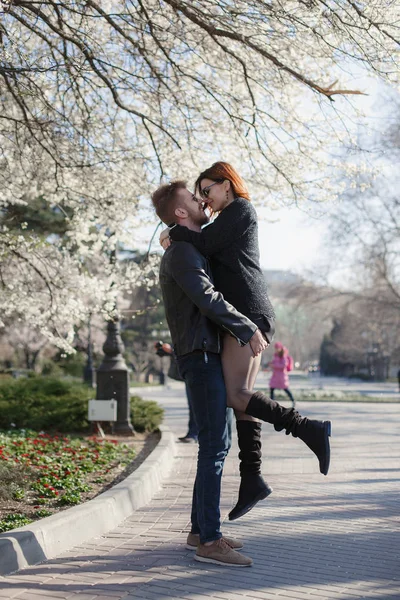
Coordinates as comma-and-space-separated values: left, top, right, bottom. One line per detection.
269, 342, 296, 407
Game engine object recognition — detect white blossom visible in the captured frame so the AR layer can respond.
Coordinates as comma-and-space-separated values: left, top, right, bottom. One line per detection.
0, 1, 399, 347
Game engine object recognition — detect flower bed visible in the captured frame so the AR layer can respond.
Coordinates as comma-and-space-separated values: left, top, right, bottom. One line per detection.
0, 429, 137, 533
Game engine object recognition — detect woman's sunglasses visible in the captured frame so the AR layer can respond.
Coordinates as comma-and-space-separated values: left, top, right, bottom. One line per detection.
200, 180, 224, 198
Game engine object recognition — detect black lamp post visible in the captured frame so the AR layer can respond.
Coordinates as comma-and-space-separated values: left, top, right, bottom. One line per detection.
96, 317, 134, 435
95, 236, 134, 435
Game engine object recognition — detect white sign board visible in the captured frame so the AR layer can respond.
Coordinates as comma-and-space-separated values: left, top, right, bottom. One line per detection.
88, 399, 117, 422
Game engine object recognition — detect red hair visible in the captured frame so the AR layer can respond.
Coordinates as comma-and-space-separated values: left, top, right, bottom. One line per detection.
195, 162, 251, 201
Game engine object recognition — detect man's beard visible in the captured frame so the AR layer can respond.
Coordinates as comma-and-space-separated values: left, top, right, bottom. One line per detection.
194, 212, 210, 227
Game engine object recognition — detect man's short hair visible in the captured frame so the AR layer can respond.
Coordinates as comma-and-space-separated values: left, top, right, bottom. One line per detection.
151, 180, 187, 225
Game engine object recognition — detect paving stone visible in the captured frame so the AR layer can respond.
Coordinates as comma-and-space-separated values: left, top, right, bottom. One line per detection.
1, 392, 399, 600
0, 587, 31, 599
91, 596, 129, 600
26, 589, 77, 599
18, 594, 75, 600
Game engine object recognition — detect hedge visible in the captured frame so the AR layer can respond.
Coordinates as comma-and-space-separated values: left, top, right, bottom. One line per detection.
0, 377, 163, 433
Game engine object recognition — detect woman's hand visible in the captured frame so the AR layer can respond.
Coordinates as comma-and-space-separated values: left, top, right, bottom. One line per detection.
249, 329, 269, 357
159, 227, 171, 250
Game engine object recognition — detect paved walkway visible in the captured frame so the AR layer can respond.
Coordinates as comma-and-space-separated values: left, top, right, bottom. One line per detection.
1, 385, 399, 600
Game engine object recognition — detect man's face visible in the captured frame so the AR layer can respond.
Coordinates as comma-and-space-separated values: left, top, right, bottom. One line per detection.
176, 188, 210, 226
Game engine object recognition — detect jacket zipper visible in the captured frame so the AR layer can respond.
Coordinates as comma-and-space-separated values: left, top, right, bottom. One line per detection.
202, 339, 208, 364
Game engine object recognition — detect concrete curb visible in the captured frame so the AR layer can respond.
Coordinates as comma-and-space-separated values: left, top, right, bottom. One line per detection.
0, 425, 176, 576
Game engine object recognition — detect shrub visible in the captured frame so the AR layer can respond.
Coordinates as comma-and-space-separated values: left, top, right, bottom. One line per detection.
348, 373, 373, 381
0, 376, 163, 433
41, 360, 64, 377
0, 376, 92, 432
56, 352, 88, 378
130, 395, 164, 433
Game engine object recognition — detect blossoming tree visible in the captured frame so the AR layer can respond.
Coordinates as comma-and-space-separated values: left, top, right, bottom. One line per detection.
1, 0, 399, 348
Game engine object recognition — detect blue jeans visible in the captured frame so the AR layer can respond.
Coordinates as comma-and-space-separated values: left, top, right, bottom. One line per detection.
185, 382, 199, 439
177, 352, 231, 544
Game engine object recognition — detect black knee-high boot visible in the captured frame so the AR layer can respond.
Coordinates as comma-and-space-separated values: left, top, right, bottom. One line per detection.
245, 391, 331, 476
228, 421, 273, 521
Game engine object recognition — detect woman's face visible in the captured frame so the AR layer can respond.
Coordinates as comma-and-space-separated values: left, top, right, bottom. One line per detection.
198, 178, 232, 212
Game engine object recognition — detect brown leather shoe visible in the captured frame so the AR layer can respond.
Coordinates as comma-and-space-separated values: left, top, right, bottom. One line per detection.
186, 532, 243, 550
195, 538, 252, 567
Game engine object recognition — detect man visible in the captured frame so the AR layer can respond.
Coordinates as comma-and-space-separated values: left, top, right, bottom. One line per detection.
152, 180, 267, 567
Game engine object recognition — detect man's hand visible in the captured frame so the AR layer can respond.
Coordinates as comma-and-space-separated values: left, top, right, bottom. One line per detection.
155, 341, 173, 356
159, 227, 171, 250
249, 329, 269, 357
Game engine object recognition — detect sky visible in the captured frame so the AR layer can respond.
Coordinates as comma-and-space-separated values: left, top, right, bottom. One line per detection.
254, 205, 329, 275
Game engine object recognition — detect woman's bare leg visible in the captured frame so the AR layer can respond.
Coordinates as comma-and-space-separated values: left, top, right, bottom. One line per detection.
230, 338, 261, 421
222, 333, 261, 413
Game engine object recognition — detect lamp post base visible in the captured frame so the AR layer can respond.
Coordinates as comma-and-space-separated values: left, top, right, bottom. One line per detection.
113, 421, 135, 435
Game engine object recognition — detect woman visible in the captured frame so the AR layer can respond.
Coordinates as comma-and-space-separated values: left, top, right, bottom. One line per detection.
161, 162, 331, 519
269, 342, 296, 408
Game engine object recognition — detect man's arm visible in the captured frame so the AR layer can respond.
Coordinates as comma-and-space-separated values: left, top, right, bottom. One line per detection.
170, 244, 258, 346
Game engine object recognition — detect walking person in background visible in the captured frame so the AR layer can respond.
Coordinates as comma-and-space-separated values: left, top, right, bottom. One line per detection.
269, 342, 296, 408
155, 341, 199, 443
397, 368, 400, 393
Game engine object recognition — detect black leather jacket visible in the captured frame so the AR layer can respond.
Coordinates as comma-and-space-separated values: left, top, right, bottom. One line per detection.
159, 242, 257, 357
